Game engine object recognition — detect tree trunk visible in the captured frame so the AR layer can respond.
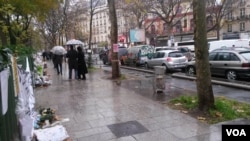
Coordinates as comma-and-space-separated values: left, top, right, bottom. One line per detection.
193, 0, 214, 111
88, 0, 94, 68
216, 24, 220, 40
107, 0, 120, 79
0, 28, 7, 46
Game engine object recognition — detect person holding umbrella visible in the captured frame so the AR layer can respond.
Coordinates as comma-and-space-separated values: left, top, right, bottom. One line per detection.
51, 46, 67, 73
66, 45, 78, 80
54, 54, 63, 75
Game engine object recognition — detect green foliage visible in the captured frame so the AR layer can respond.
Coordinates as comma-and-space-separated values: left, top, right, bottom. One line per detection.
6, 44, 36, 56
169, 95, 250, 124
0, 48, 12, 71
170, 95, 198, 109
36, 65, 43, 76
209, 97, 250, 123
0, 0, 60, 46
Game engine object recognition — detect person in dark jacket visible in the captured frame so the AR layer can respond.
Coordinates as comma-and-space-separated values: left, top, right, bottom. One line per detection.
77, 46, 88, 80
66, 45, 78, 79
54, 54, 63, 75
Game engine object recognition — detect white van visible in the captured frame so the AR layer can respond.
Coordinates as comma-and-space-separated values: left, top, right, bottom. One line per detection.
125, 45, 154, 66
208, 39, 250, 52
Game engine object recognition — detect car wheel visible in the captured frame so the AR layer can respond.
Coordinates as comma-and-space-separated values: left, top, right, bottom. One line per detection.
186, 66, 195, 76
226, 70, 237, 80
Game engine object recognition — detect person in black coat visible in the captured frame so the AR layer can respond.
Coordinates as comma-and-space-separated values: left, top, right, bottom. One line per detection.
66, 45, 78, 79
77, 46, 88, 80
54, 54, 63, 75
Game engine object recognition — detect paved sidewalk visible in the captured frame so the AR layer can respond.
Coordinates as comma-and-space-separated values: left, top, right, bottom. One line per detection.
34, 62, 246, 141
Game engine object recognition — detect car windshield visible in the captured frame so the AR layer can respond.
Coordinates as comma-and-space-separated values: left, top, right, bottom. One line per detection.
240, 52, 250, 61
169, 52, 183, 57
178, 47, 189, 52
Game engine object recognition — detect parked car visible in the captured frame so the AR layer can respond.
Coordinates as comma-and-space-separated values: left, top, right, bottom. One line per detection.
145, 50, 188, 73
154, 46, 193, 61
186, 49, 250, 80
118, 46, 128, 65
101, 46, 128, 65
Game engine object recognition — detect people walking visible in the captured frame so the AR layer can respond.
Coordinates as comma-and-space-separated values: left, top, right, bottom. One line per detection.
66, 45, 78, 79
54, 54, 63, 75
77, 46, 88, 80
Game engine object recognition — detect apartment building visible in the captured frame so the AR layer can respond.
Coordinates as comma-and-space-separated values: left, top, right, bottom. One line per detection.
221, 0, 250, 40
81, 1, 129, 47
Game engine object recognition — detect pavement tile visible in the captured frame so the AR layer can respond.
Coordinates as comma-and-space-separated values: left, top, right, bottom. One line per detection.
74, 113, 104, 123
143, 118, 188, 131
77, 132, 116, 141
133, 130, 180, 141
63, 121, 91, 133
88, 117, 121, 128
164, 122, 212, 139
109, 136, 137, 141
178, 131, 221, 141
72, 126, 110, 139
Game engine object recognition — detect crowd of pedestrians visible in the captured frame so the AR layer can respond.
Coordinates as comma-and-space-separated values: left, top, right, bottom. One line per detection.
45, 45, 88, 80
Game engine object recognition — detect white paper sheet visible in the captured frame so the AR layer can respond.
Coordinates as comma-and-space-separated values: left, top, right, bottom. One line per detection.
19, 115, 34, 136
34, 125, 69, 141
0, 68, 9, 115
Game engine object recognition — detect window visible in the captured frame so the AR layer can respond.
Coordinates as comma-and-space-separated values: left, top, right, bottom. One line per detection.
206, 16, 213, 28
227, 24, 232, 32
176, 21, 182, 33
240, 22, 245, 31
151, 25, 156, 34
209, 52, 217, 61
227, 12, 232, 20
183, 19, 187, 28
163, 23, 168, 33
216, 53, 230, 61
190, 19, 194, 31
169, 52, 183, 57
230, 53, 240, 61
175, 5, 182, 14
240, 8, 245, 17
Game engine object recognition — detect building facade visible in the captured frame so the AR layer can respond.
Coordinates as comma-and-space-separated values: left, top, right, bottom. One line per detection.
221, 0, 250, 40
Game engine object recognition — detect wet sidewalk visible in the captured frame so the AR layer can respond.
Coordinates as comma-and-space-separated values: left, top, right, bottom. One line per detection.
34, 61, 228, 141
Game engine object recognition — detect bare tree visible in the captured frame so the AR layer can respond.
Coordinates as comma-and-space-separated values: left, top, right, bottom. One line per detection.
119, 0, 152, 29
205, 0, 239, 40
193, 0, 214, 111
35, 8, 64, 48
87, 0, 102, 67
107, 0, 120, 79
149, 0, 192, 36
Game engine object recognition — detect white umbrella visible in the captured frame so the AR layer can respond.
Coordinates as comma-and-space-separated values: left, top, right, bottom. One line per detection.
66, 39, 84, 45
51, 46, 67, 55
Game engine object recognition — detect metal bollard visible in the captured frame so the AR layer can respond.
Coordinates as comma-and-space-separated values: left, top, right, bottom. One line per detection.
153, 66, 166, 94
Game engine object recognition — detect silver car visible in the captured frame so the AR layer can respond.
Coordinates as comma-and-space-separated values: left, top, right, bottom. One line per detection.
145, 50, 188, 72
186, 49, 250, 80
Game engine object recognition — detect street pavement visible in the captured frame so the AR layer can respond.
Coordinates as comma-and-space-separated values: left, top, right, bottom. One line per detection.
34, 61, 250, 141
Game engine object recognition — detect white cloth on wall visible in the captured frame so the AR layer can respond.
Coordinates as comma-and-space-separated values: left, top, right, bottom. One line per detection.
0, 68, 9, 115
16, 57, 36, 139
